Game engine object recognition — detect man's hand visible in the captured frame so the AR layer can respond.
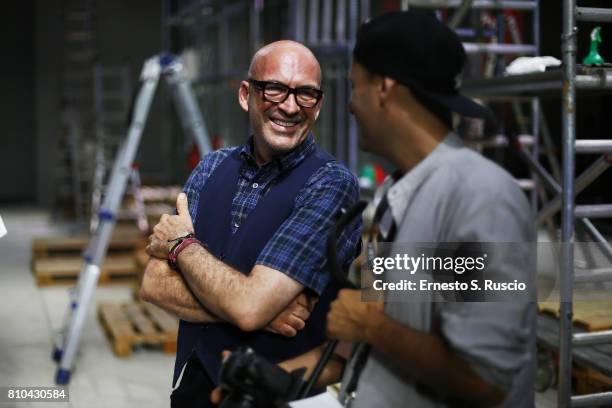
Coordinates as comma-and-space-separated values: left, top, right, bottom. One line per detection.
146, 193, 195, 259
327, 289, 384, 343
265, 293, 317, 337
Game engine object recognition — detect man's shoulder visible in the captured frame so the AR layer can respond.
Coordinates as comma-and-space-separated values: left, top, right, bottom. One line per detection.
444, 147, 521, 196
307, 156, 359, 188
191, 146, 239, 178
201, 146, 237, 168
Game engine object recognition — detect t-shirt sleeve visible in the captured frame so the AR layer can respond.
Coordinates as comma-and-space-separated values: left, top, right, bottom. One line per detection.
255, 162, 362, 295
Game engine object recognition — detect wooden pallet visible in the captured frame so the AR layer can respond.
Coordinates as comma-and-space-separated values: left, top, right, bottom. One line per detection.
98, 301, 178, 357
32, 226, 145, 259
33, 255, 138, 286
539, 300, 612, 331
574, 364, 612, 396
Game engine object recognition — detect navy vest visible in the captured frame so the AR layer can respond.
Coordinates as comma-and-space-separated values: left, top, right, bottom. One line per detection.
173, 145, 339, 385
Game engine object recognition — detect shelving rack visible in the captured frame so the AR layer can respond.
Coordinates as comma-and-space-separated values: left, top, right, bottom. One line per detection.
461, 1, 612, 406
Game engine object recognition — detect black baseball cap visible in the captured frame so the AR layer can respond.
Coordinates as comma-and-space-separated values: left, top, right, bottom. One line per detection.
353, 10, 494, 122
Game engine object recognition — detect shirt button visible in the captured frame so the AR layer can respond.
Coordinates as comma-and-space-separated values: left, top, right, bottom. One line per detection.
252, 183, 259, 188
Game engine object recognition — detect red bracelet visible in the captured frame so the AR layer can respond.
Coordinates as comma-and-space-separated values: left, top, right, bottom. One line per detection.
168, 237, 201, 270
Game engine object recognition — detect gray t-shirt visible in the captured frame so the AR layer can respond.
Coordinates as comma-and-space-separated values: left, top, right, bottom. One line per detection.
348, 133, 536, 408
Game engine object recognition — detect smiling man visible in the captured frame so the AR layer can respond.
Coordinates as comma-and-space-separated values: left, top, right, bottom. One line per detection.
139, 40, 362, 408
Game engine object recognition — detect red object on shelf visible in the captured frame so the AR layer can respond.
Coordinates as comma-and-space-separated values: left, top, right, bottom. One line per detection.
187, 135, 223, 171
374, 164, 387, 185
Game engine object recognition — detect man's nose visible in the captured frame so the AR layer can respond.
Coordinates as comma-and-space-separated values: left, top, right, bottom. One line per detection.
278, 93, 300, 116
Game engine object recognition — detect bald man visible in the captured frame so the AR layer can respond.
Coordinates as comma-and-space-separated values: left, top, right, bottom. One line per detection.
140, 41, 362, 408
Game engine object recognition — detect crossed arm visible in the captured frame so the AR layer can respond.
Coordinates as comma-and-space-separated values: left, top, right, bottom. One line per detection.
139, 193, 314, 335
140, 251, 312, 334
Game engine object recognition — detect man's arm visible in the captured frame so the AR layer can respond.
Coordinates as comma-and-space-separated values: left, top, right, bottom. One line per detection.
177, 243, 304, 331
278, 341, 352, 389
146, 193, 314, 332
139, 257, 219, 323
327, 290, 505, 407
140, 256, 314, 336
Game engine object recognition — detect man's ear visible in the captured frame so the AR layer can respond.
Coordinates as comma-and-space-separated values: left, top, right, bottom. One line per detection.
238, 81, 250, 112
379, 77, 397, 106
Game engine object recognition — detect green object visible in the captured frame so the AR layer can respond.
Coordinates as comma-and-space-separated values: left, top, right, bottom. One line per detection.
360, 164, 376, 188
583, 26, 605, 66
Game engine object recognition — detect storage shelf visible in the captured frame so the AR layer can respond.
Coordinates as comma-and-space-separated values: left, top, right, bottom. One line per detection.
463, 66, 612, 99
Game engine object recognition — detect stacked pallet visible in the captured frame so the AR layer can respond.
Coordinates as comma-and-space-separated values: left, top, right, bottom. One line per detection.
98, 301, 178, 357
539, 300, 612, 395
32, 225, 145, 286
539, 299, 612, 331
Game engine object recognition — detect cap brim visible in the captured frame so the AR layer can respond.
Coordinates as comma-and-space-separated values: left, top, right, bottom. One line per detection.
416, 86, 496, 123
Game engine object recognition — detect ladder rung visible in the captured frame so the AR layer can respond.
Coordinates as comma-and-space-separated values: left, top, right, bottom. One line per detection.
100, 113, 126, 123
65, 11, 93, 21
515, 178, 534, 190
66, 51, 96, 62
403, 0, 537, 10
100, 92, 127, 101
576, 7, 612, 23
574, 267, 612, 283
95, 67, 128, 77
571, 391, 612, 407
575, 140, 612, 154
573, 330, 612, 346
574, 204, 612, 218
65, 31, 94, 42
463, 43, 537, 55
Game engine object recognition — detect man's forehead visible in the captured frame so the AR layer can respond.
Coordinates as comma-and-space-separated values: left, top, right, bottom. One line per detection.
252, 45, 321, 87
260, 61, 319, 86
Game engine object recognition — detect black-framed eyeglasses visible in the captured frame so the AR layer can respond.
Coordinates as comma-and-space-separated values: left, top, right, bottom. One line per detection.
248, 78, 323, 108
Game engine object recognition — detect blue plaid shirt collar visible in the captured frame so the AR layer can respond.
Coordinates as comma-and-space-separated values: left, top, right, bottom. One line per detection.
238, 132, 316, 173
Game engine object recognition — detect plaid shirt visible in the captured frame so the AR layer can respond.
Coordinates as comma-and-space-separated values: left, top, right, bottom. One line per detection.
183, 134, 362, 295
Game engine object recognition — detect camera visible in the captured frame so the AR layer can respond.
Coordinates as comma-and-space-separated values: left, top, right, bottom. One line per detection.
218, 347, 306, 408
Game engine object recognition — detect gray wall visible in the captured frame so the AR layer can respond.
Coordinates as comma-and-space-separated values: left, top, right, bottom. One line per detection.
1, 2, 37, 203
31, 0, 164, 207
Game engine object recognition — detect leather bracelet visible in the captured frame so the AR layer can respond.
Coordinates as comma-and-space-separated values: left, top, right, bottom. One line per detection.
167, 232, 195, 250
168, 237, 201, 271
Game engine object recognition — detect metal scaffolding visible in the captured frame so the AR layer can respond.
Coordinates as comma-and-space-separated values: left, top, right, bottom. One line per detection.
166, 1, 612, 405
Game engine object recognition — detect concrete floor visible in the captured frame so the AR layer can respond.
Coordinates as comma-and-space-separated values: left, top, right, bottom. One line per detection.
0, 207, 563, 407
0, 207, 174, 408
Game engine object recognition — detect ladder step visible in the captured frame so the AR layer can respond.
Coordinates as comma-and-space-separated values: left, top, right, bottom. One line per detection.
100, 113, 127, 123
573, 330, 612, 346
99, 92, 127, 101
515, 178, 534, 190
576, 7, 612, 23
575, 204, 612, 219
573, 329, 612, 347
466, 134, 536, 149
95, 67, 128, 77
66, 51, 96, 62
65, 11, 93, 21
64, 31, 94, 42
571, 391, 612, 407
403, 0, 537, 10
463, 43, 537, 55
576, 139, 612, 154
